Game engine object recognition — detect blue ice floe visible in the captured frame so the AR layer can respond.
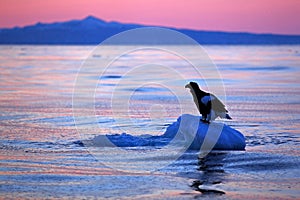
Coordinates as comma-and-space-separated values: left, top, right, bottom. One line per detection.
91, 114, 245, 150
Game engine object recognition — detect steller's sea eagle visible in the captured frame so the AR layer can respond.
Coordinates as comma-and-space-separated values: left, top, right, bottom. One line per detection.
185, 82, 232, 123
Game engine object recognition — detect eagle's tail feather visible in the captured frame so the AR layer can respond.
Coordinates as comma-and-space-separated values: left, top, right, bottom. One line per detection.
226, 114, 232, 120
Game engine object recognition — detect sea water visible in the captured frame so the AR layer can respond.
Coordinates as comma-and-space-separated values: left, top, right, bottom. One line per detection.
0, 45, 299, 199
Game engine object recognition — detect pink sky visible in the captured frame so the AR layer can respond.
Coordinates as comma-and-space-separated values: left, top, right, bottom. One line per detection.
1, 0, 300, 35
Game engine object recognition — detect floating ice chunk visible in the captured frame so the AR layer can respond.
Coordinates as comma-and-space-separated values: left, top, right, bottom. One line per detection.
163, 114, 245, 150
90, 114, 245, 151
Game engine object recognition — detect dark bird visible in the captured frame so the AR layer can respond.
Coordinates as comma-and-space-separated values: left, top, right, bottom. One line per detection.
185, 82, 232, 123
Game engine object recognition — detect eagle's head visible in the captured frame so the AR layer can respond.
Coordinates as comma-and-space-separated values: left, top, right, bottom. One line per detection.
185, 82, 199, 91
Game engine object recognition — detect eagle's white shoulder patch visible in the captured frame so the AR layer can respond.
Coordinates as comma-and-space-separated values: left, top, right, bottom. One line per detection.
201, 95, 214, 105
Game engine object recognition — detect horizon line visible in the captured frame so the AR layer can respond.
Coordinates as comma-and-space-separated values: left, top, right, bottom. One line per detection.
1, 15, 300, 37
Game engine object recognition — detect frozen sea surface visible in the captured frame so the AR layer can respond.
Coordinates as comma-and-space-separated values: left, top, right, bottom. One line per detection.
0, 45, 299, 199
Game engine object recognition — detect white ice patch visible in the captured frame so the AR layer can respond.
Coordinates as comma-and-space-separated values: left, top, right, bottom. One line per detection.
166, 114, 246, 150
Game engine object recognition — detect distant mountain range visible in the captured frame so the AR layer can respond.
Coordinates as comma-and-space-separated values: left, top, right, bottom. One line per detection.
0, 16, 300, 45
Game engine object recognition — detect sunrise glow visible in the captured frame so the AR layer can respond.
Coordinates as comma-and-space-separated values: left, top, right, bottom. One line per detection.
1, 0, 300, 35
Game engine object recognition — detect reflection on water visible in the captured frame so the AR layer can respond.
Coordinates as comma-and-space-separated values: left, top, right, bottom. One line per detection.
0, 45, 299, 199
192, 152, 227, 195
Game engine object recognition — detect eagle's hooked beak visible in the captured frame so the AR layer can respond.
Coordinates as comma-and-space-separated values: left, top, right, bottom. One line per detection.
185, 83, 191, 89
